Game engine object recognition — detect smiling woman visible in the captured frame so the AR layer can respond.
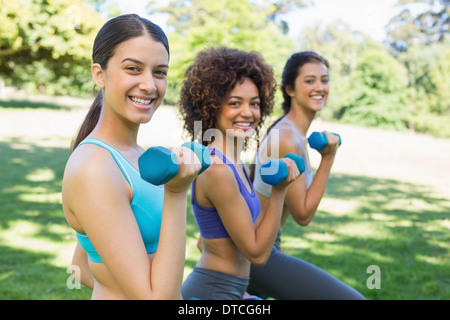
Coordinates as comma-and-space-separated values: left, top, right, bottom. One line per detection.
61, 14, 202, 300
215, 78, 261, 140
91, 38, 168, 123
119, 56, 169, 111
178, 47, 302, 300
249, 51, 365, 300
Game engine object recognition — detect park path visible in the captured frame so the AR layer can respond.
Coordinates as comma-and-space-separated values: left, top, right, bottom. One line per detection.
1, 103, 449, 198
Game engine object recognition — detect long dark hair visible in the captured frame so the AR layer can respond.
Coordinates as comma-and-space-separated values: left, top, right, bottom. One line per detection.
70, 14, 169, 152
249, 51, 329, 181
268, 51, 329, 132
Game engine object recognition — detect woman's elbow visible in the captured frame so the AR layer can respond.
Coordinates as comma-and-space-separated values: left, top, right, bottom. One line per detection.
250, 257, 267, 267
296, 217, 312, 226
291, 209, 314, 226
248, 251, 271, 267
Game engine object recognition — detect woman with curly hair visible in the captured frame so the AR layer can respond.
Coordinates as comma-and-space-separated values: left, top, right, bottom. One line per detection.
178, 47, 301, 300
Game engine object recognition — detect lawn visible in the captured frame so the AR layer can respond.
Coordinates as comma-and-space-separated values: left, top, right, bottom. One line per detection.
0, 96, 449, 300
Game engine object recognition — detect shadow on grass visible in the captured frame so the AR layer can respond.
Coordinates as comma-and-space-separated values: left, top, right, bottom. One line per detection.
0, 99, 74, 111
1, 137, 448, 299
0, 138, 70, 231
0, 245, 90, 300
279, 173, 450, 300
0, 138, 88, 299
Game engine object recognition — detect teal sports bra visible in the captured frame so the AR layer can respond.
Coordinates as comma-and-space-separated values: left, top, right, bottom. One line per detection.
75, 138, 164, 263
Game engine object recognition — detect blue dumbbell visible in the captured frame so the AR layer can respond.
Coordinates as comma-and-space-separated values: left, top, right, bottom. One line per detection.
308, 132, 341, 151
260, 153, 305, 186
139, 141, 211, 185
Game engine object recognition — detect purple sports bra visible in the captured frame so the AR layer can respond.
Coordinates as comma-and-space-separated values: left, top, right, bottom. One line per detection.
191, 148, 261, 239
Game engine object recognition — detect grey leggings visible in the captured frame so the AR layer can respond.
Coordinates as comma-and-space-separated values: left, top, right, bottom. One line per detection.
182, 267, 249, 300
247, 233, 366, 300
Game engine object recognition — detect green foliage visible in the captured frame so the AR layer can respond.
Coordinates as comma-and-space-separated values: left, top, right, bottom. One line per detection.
386, 0, 449, 51
397, 41, 450, 137
297, 13, 449, 137
0, 0, 104, 96
0, 0, 449, 138
430, 47, 450, 114
148, 0, 296, 104
340, 50, 410, 130
410, 112, 450, 138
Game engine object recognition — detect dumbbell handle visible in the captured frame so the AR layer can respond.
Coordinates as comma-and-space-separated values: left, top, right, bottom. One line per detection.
260, 153, 305, 186
139, 141, 211, 185
308, 132, 341, 151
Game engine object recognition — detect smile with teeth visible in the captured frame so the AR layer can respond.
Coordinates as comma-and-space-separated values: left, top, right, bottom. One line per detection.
311, 95, 324, 100
235, 122, 251, 126
130, 96, 153, 105
233, 122, 254, 130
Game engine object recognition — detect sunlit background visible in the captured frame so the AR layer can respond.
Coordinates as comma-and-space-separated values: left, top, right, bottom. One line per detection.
0, 0, 448, 300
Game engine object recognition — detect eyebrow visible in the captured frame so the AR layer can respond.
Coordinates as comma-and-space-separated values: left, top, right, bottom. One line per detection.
121, 58, 143, 65
121, 58, 169, 68
229, 96, 260, 100
303, 74, 329, 78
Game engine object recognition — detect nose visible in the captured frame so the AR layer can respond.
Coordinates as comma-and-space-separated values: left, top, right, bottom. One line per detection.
314, 80, 324, 92
241, 103, 253, 118
139, 71, 157, 94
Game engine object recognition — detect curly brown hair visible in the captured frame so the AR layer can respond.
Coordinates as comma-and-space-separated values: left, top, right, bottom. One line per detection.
178, 47, 276, 146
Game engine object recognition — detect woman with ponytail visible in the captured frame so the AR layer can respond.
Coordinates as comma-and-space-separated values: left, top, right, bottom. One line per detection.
248, 51, 365, 300
62, 14, 201, 299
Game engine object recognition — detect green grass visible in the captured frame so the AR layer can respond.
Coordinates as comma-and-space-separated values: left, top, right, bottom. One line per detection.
0, 137, 89, 299
0, 99, 449, 300
281, 174, 450, 300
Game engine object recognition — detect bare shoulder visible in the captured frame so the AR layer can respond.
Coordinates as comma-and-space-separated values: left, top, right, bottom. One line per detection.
64, 144, 120, 184
62, 144, 130, 218
265, 128, 299, 159
196, 154, 240, 199
200, 155, 236, 187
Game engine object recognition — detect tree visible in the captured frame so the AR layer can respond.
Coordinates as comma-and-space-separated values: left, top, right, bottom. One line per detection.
398, 40, 450, 136
266, 0, 312, 34
145, 0, 307, 104
340, 50, 410, 131
384, 0, 450, 137
386, 0, 449, 52
0, 0, 104, 96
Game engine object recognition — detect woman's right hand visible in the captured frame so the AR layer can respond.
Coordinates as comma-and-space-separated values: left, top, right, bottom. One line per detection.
318, 131, 339, 159
164, 146, 202, 193
272, 157, 301, 190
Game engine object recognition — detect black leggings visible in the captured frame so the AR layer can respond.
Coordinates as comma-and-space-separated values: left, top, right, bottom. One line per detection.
247, 234, 366, 300
182, 267, 249, 300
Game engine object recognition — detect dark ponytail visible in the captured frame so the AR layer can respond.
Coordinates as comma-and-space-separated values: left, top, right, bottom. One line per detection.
70, 14, 169, 153
70, 91, 102, 152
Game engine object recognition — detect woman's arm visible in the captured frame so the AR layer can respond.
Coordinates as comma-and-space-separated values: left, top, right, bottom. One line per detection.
201, 160, 298, 266
150, 146, 203, 298
63, 146, 199, 299
284, 131, 340, 226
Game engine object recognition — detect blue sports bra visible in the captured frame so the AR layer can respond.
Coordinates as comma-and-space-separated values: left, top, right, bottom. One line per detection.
75, 138, 164, 263
191, 148, 261, 239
